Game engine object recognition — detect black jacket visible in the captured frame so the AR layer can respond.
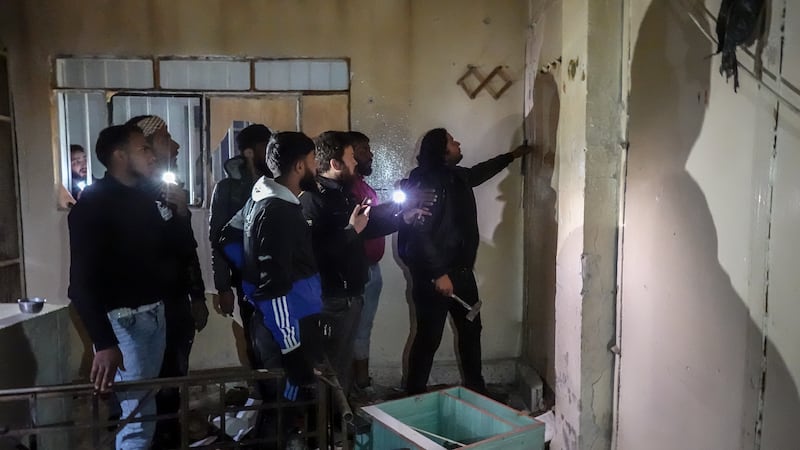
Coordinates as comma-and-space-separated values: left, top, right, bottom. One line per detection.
140, 178, 206, 304
299, 176, 401, 297
68, 175, 197, 351
398, 153, 513, 279
209, 156, 258, 293
238, 177, 318, 302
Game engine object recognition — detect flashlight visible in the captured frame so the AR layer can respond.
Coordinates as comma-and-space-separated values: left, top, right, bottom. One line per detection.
392, 190, 407, 204
162, 171, 178, 185
77, 181, 86, 191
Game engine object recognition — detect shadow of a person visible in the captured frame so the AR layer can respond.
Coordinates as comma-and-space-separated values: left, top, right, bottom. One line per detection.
617, 0, 800, 448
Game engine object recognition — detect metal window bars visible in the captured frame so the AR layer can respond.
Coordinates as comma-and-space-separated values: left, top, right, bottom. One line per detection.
0, 367, 353, 450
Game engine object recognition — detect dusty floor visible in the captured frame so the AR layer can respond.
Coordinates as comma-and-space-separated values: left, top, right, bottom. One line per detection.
47, 379, 535, 449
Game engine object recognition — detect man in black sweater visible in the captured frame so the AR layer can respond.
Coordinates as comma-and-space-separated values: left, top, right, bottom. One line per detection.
69, 124, 194, 450
398, 128, 531, 396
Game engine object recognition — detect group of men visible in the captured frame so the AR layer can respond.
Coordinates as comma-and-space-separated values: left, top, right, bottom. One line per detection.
68, 117, 529, 449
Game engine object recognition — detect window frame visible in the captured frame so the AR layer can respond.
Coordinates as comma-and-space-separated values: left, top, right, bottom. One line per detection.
53, 55, 351, 209
0, 47, 26, 299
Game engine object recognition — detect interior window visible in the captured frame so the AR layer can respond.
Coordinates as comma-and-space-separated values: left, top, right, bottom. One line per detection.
54, 56, 350, 208
110, 94, 203, 205
56, 91, 107, 200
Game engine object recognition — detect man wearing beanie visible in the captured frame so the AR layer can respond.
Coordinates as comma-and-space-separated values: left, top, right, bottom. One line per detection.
124, 115, 208, 449
398, 128, 531, 396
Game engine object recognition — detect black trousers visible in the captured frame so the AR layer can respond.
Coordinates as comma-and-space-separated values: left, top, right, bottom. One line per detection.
406, 269, 487, 395
248, 309, 283, 445
236, 287, 258, 367
321, 295, 364, 397
248, 308, 323, 448
154, 297, 195, 447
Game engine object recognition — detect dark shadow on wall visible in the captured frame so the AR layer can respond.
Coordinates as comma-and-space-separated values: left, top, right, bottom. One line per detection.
520, 72, 559, 403
617, 0, 799, 448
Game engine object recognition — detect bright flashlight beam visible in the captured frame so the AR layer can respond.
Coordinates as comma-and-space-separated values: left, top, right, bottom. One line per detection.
392, 190, 407, 204
77, 181, 86, 191
162, 171, 178, 185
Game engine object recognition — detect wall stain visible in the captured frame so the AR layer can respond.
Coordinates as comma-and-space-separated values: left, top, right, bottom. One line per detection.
568, 58, 579, 80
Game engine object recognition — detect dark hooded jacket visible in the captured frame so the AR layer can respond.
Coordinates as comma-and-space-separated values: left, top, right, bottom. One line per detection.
398, 135, 513, 279
209, 156, 258, 293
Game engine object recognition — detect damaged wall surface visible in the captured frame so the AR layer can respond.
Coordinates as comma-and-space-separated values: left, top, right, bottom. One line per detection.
0, 0, 528, 384
617, 0, 800, 449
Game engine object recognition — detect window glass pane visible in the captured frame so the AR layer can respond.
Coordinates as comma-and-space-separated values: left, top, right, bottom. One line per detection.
160, 60, 250, 91
0, 121, 20, 261
253, 61, 291, 91
254, 59, 349, 91
111, 95, 204, 205
330, 60, 350, 90
308, 61, 332, 90
289, 60, 311, 91
56, 58, 154, 89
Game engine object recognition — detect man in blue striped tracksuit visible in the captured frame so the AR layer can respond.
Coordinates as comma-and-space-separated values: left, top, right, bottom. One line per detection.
219, 132, 325, 403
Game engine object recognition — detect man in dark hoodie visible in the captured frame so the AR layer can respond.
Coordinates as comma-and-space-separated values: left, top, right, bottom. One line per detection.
209, 124, 272, 357
398, 128, 531, 396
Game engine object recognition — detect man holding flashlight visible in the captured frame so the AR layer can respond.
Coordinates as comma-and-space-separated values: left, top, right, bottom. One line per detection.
398, 128, 531, 396
125, 115, 208, 449
300, 131, 429, 396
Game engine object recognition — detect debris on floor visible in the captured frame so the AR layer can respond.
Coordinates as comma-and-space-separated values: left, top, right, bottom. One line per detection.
209, 397, 261, 441
534, 409, 555, 443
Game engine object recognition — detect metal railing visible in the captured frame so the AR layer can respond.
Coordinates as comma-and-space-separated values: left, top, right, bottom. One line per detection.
0, 367, 353, 450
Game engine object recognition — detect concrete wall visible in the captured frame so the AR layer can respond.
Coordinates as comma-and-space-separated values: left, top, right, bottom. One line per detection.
617, 0, 800, 449
0, 305, 74, 450
0, 0, 528, 384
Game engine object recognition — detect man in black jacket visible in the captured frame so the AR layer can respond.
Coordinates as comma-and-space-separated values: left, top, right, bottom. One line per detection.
398, 128, 531, 395
300, 131, 427, 395
125, 115, 208, 449
69, 124, 184, 450
209, 124, 272, 370
210, 124, 272, 325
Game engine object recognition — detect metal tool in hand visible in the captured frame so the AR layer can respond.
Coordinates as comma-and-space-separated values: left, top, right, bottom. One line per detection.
450, 293, 482, 322
431, 279, 483, 321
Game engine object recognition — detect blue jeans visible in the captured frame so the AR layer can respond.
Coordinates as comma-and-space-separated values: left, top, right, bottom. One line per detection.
354, 264, 383, 361
109, 302, 167, 450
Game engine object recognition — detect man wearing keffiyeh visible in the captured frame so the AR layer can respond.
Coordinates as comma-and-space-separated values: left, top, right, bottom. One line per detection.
125, 115, 209, 449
